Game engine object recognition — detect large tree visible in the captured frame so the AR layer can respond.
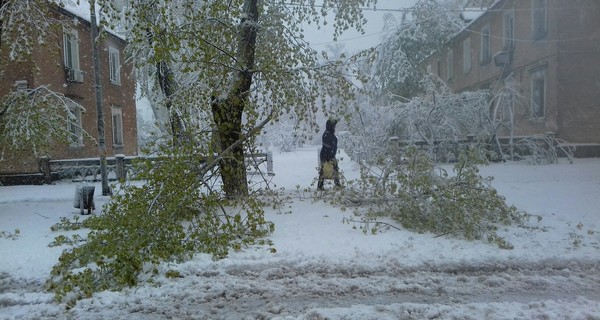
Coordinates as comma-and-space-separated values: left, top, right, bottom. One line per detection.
103, 0, 376, 197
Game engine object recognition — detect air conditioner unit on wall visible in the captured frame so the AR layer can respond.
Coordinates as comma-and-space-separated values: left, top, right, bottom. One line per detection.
493, 51, 509, 67
67, 69, 84, 82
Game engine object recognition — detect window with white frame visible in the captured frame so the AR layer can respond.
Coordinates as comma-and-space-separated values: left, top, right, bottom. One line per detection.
447, 49, 454, 80
532, 0, 547, 40
109, 47, 121, 85
530, 67, 546, 119
67, 102, 83, 146
462, 37, 471, 74
480, 24, 491, 65
111, 106, 124, 147
63, 28, 80, 70
503, 10, 515, 49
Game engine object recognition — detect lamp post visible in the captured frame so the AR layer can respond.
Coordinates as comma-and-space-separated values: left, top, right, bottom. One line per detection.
90, 0, 110, 196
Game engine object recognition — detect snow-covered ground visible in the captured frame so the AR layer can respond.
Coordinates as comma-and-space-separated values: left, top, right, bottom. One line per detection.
1, 146, 599, 319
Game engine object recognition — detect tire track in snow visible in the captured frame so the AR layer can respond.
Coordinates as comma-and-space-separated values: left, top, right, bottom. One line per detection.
202, 260, 600, 313
6, 259, 599, 319
78, 259, 598, 319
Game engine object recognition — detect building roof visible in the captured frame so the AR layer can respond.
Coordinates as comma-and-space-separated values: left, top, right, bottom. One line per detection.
60, 0, 126, 41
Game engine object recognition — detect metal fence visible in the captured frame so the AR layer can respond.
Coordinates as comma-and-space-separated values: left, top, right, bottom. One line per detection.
37, 152, 274, 184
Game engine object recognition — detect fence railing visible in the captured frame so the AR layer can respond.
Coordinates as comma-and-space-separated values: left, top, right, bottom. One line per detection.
38, 151, 274, 184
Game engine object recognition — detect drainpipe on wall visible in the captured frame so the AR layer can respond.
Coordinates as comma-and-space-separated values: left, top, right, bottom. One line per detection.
90, 0, 110, 196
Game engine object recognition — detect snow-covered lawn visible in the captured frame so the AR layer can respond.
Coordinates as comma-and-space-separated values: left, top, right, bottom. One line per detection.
1, 146, 599, 319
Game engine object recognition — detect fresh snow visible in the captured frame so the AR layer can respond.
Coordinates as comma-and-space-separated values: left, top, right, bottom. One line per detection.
1, 146, 600, 319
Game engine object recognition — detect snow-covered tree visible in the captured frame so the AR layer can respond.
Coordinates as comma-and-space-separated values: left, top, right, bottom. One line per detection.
0, 0, 53, 64
0, 86, 90, 160
0, 0, 80, 159
369, 0, 464, 102
98, 0, 376, 198
47, 0, 382, 305
344, 75, 494, 164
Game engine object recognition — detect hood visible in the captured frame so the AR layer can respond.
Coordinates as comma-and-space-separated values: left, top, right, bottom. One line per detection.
325, 119, 337, 133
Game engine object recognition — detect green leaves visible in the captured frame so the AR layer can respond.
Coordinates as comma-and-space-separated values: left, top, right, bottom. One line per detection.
0, 229, 20, 240
48, 143, 275, 306
0, 86, 94, 159
344, 146, 525, 249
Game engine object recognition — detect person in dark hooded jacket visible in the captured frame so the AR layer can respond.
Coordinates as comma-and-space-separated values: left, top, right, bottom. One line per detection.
318, 119, 342, 190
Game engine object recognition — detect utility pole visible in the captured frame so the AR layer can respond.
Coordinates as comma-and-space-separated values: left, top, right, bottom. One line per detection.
90, 0, 110, 196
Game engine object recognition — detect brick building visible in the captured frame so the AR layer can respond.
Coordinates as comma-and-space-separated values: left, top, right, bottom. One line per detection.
425, 0, 600, 156
0, 3, 137, 179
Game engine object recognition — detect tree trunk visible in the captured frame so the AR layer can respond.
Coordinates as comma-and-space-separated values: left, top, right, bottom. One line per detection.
156, 60, 186, 146
211, 0, 259, 198
146, 20, 186, 146
212, 98, 247, 197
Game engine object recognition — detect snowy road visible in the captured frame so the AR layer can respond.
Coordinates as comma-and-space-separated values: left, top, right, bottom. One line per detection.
5, 257, 596, 319
122, 259, 600, 319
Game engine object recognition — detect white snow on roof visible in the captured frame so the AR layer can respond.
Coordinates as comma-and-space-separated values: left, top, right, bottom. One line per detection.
61, 0, 125, 40
460, 8, 486, 22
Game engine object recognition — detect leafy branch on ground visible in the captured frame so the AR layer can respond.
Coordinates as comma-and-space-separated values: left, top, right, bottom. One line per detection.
343, 217, 402, 235
331, 146, 526, 249
0, 229, 20, 240
47, 139, 278, 308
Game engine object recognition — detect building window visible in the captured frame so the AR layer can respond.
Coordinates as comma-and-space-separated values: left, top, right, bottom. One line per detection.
109, 47, 121, 85
532, 0, 547, 40
63, 28, 83, 82
447, 49, 454, 80
112, 107, 124, 147
462, 37, 471, 74
530, 68, 546, 119
480, 25, 491, 65
63, 28, 80, 71
67, 102, 83, 146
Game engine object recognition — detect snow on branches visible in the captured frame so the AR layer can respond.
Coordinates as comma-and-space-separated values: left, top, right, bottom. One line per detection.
0, 86, 90, 160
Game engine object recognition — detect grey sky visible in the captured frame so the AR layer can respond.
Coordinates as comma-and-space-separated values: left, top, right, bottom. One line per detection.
303, 0, 418, 53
